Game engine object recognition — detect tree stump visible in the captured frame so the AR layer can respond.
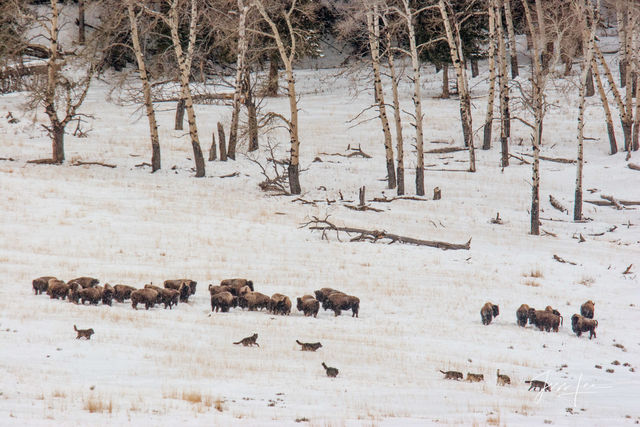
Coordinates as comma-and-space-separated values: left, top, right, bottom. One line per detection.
358, 186, 366, 207
217, 122, 227, 161
433, 187, 441, 200
209, 130, 217, 161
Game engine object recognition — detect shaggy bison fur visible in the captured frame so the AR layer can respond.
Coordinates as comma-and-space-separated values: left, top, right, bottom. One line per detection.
131, 288, 158, 310
480, 302, 499, 325
545, 306, 563, 325
67, 282, 81, 304
297, 295, 320, 317
324, 293, 359, 317
102, 284, 114, 306
32, 276, 56, 295
571, 314, 598, 339
113, 284, 136, 303
209, 284, 232, 297
516, 304, 531, 327
314, 288, 342, 304
79, 286, 103, 305
211, 291, 235, 312
238, 292, 270, 311
47, 279, 70, 300
147, 285, 178, 309
68, 277, 100, 289
164, 279, 195, 302
580, 300, 595, 319
220, 279, 254, 296
528, 309, 561, 332
269, 293, 291, 315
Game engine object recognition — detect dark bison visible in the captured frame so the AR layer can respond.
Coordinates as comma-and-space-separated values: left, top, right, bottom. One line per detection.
580, 300, 595, 319
68, 277, 100, 289
571, 314, 598, 339
297, 295, 320, 317
220, 279, 254, 296
211, 291, 235, 312
480, 302, 499, 325
131, 288, 158, 310
545, 306, 563, 325
47, 279, 70, 300
102, 284, 114, 306
208, 284, 232, 297
79, 287, 103, 305
528, 309, 561, 332
324, 293, 359, 317
113, 284, 136, 303
32, 276, 56, 295
238, 291, 270, 311
314, 288, 342, 304
269, 293, 291, 315
516, 304, 531, 327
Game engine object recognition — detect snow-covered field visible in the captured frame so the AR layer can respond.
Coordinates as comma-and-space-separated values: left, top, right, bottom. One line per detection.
1, 50, 640, 425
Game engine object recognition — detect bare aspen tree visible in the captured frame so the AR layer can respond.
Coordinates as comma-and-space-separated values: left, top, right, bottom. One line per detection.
365, 2, 396, 190
227, 0, 250, 160
502, 0, 519, 78
591, 57, 618, 154
615, 2, 628, 87
438, 0, 476, 172
167, 0, 205, 177
126, 0, 161, 172
495, 0, 510, 165
382, 18, 405, 195
574, 0, 598, 221
253, 0, 304, 194
3, 0, 98, 163
483, 0, 497, 150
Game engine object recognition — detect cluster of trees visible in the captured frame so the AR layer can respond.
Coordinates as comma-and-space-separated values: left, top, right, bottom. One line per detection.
1, 0, 640, 236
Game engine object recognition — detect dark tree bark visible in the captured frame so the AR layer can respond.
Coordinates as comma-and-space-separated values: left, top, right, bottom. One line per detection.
174, 98, 185, 130
471, 59, 479, 78
288, 164, 301, 195
217, 122, 227, 161
242, 69, 259, 152
209, 131, 217, 161
586, 67, 595, 97
78, 0, 85, 44
441, 64, 450, 98
266, 51, 279, 97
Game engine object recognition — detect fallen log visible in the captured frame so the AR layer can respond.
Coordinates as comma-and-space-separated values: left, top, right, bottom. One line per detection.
518, 152, 576, 164
27, 158, 59, 164
628, 163, 640, 171
71, 161, 116, 168
549, 195, 568, 214
553, 254, 577, 265
425, 146, 467, 154
0, 157, 15, 161
585, 199, 640, 207
601, 194, 623, 209
301, 217, 470, 250
371, 196, 429, 203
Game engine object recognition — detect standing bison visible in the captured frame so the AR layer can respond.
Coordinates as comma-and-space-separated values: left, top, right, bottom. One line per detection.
32, 276, 56, 295
516, 304, 531, 327
297, 295, 320, 317
211, 291, 235, 312
324, 293, 359, 317
480, 302, 499, 325
131, 288, 159, 310
580, 300, 595, 319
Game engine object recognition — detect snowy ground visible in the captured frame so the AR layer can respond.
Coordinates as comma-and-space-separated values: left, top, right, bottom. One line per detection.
1, 47, 640, 426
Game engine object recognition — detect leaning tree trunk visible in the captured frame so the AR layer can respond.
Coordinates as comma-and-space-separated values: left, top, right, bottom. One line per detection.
439, 0, 475, 172
591, 58, 618, 154
366, 6, 396, 190
574, 0, 597, 222
594, 45, 629, 150
386, 32, 404, 195
483, 0, 497, 151
227, 0, 249, 160
169, 0, 205, 177
503, 0, 519, 78
127, 0, 161, 172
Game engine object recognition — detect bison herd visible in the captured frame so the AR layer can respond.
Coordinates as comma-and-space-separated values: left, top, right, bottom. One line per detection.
482, 299, 599, 339
32, 276, 360, 319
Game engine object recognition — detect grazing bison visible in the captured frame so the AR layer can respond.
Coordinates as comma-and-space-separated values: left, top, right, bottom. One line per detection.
314, 288, 342, 304
32, 276, 56, 295
67, 282, 81, 304
480, 302, 499, 325
113, 284, 136, 303
297, 296, 320, 317
239, 292, 270, 311
47, 279, 70, 300
131, 288, 158, 310
102, 284, 114, 306
528, 309, 561, 332
269, 293, 291, 315
211, 291, 235, 312
148, 285, 178, 309
68, 277, 99, 289
580, 300, 595, 319
164, 279, 196, 298
571, 314, 598, 339
516, 304, 531, 327
79, 287, 103, 305
324, 293, 359, 317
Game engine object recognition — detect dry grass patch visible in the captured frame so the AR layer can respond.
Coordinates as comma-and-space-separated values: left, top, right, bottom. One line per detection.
524, 268, 544, 278
523, 279, 541, 288
577, 276, 595, 286
84, 396, 113, 413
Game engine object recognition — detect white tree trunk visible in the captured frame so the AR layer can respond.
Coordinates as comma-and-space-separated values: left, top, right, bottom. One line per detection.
228, 0, 249, 160
365, 4, 396, 190
386, 30, 404, 196
502, 0, 519, 78
483, 0, 497, 150
168, 0, 205, 177
495, 0, 510, 166
591, 58, 618, 154
127, 0, 161, 172
438, 0, 475, 172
